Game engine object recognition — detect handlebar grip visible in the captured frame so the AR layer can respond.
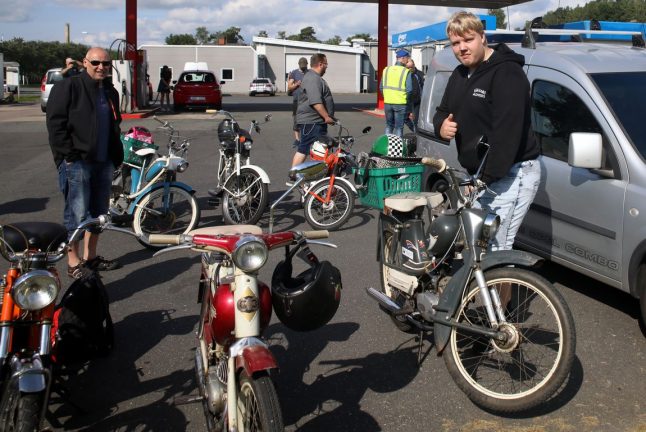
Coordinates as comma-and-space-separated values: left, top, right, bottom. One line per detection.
421, 157, 447, 173
301, 230, 330, 239
148, 234, 182, 245
153, 115, 164, 124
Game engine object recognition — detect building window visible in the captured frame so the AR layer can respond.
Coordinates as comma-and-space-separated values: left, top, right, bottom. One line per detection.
221, 68, 234, 81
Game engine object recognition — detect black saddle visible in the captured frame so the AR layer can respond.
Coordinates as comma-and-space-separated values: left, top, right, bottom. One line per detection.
1, 222, 68, 254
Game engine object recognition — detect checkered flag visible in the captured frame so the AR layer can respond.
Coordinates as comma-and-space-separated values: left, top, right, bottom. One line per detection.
386, 134, 404, 157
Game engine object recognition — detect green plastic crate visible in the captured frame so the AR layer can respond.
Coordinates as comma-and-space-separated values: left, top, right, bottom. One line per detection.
121, 134, 158, 166
355, 164, 424, 210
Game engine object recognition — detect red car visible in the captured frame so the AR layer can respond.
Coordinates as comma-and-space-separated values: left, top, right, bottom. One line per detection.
173, 70, 223, 111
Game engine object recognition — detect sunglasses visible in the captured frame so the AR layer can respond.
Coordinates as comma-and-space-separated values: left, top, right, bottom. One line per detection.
86, 59, 112, 67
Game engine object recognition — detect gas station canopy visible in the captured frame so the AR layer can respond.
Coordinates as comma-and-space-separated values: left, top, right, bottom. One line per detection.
313, 0, 531, 8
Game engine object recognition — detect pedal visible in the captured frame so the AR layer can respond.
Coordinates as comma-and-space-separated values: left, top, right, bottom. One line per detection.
173, 394, 204, 406
208, 197, 221, 207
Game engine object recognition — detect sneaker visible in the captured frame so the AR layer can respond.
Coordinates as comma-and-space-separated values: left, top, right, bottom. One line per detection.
86, 256, 122, 271
285, 181, 294, 187
67, 261, 91, 279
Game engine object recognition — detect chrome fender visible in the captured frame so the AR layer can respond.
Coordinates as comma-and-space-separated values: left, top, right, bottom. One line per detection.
9, 354, 48, 393
127, 181, 195, 214
240, 164, 271, 184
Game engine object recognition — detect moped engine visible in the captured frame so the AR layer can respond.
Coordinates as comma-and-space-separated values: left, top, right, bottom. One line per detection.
416, 291, 440, 321
205, 361, 227, 414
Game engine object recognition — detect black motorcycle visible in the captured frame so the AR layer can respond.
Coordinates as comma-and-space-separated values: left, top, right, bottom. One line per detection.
367, 138, 576, 413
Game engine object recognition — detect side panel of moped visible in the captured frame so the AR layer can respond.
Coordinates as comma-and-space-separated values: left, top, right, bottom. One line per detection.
433, 250, 543, 353
127, 181, 195, 213
237, 164, 270, 184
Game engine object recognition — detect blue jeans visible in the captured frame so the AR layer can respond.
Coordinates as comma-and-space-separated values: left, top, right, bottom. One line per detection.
58, 160, 114, 234
476, 159, 541, 251
384, 104, 406, 137
298, 123, 328, 155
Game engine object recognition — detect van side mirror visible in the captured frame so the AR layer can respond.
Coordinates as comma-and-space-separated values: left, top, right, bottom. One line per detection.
568, 132, 602, 169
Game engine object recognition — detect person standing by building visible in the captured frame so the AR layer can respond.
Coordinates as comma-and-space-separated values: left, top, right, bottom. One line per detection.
292, 53, 335, 167
46, 47, 124, 278
433, 11, 540, 251
287, 57, 309, 146
380, 49, 412, 137
404, 58, 425, 133
62, 57, 83, 78
158, 65, 172, 112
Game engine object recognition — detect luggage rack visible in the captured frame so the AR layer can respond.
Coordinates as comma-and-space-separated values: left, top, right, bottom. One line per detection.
486, 25, 645, 48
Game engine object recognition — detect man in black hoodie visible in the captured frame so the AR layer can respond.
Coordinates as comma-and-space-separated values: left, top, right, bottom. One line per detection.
433, 11, 540, 251
47, 47, 124, 278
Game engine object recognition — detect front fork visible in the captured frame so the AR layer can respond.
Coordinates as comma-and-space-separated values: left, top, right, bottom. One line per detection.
473, 267, 507, 328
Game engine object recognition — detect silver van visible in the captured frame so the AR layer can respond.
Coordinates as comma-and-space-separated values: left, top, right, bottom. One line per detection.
416, 34, 646, 323
40, 68, 63, 113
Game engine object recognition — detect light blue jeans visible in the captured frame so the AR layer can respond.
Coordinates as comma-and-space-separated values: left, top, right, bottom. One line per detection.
384, 104, 406, 137
476, 159, 541, 251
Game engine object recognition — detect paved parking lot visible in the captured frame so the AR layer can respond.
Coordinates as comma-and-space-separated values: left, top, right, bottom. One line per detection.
0, 95, 645, 431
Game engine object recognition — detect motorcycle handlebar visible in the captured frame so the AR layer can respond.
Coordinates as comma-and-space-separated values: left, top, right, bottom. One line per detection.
301, 230, 330, 240
421, 157, 447, 173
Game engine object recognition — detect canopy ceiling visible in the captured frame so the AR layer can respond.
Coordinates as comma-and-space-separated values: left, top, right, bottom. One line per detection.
314, 0, 531, 8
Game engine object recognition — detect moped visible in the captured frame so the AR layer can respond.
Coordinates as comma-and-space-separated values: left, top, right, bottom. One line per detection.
208, 111, 271, 226
149, 222, 341, 431
367, 138, 576, 413
110, 116, 200, 248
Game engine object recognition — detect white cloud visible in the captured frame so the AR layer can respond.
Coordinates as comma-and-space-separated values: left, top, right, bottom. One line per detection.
0, 1, 34, 23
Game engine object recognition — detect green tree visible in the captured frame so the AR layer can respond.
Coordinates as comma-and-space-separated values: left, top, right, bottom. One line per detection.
287, 26, 320, 43
257, 30, 268, 38
195, 26, 210, 45
324, 35, 342, 45
488, 8, 508, 29
213, 27, 244, 44
165, 34, 197, 45
277, 31, 287, 39
346, 33, 376, 43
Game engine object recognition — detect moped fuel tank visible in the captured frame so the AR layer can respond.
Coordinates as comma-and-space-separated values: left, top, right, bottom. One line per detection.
145, 160, 166, 182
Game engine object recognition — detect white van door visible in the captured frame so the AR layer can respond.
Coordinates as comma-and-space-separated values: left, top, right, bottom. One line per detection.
517, 68, 626, 287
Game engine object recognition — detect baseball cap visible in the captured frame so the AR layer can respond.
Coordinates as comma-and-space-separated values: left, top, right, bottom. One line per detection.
395, 49, 410, 58
298, 57, 308, 66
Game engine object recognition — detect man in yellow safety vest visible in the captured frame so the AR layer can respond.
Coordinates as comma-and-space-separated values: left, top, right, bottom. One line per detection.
380, 49, 413, 137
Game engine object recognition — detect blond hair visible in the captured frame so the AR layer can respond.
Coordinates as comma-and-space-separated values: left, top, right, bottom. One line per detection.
446, 11, 484, 37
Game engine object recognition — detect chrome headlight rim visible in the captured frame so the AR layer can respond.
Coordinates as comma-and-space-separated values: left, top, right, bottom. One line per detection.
11, 269, 60, 311
482, 213, 500, 243
232, 236, 268, 272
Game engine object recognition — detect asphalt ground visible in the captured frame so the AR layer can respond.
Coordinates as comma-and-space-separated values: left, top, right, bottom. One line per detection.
0, 94, 645, 432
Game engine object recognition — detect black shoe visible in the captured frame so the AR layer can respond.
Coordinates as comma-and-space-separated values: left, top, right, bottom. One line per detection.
86, 256, 122, 271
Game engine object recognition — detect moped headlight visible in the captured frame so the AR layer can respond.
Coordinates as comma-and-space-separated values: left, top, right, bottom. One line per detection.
482, 213, 500, 243
243, 141, 253, 151
232, 236, 268, 272
176, 160, 189, 173
11, 270, 60, 311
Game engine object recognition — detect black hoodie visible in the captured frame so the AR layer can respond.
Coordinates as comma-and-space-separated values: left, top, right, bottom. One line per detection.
432, 43, 539, 184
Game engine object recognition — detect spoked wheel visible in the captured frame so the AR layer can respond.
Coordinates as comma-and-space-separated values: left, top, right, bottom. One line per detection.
303, 181, 355, 231
221, 168, 269, 225
379, 228, 415, 333
443, 267, 576, 413
133, 186, 200, 249
0, 379, 44, 432
236, 371, 283, 432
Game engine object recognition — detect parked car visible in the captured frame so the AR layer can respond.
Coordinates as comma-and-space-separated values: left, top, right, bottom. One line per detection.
172, 70, 223, 111
416, 29, 646, 324
249, 78, 277, 96
40, 67, 63, 112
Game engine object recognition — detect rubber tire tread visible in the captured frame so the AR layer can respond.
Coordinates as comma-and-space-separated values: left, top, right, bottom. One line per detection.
304, 181, 355, 231
237, 372, 283, 432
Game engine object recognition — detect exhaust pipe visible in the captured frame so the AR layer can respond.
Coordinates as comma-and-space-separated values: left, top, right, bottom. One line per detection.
365, 287, 403, 314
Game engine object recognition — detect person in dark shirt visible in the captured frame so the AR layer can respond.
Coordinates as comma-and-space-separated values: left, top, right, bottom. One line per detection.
404, 58, 425, 133
433, 11, 540, 251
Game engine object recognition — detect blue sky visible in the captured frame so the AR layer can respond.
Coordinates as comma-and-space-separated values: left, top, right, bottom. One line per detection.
0, 0, 589, 47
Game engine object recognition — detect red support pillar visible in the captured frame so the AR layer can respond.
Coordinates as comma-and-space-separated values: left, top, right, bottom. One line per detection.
376, 0, 388, 110
126, 0, 138, 111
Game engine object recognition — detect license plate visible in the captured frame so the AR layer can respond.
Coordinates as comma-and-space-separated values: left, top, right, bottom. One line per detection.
190, 96, 206, 101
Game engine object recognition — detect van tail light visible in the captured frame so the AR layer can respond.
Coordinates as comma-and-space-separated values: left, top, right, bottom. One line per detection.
40, 74, 47, 92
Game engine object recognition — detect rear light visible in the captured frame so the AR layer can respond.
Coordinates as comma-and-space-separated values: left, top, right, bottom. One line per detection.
40, 74, 47, 92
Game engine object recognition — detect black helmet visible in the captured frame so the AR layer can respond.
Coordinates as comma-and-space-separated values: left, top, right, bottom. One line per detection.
272, 258, 342, 332
217, 119, 239, 144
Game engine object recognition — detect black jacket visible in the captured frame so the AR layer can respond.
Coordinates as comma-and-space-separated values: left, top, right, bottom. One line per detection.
409, 69, 425, 106
46, 71, 123, 168
432, 43, 539, 184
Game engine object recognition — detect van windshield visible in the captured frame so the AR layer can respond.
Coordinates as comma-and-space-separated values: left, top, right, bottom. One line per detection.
592, 72, 646, 158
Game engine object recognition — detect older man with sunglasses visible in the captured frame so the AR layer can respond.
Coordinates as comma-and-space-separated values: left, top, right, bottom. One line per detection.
47, 47, 124, 279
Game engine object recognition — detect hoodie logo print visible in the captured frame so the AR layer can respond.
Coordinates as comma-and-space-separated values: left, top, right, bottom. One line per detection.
472, 88, 486, 99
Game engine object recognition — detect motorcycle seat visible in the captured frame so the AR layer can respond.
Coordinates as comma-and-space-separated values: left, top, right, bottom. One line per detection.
384, 192, 444, 212
1, 222, 68, 254
189, 225, 263, 236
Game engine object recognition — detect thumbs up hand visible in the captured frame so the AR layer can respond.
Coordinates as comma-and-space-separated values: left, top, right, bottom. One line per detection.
440, 113, 458, 140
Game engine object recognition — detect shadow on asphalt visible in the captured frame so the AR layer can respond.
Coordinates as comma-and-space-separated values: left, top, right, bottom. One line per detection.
0, 197, 50, 215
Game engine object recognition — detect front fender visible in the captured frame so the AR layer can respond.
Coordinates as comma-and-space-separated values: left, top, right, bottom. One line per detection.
241, 164, 271, 184
235, 345, 279, 376
309, 177, 358, 196
434, 250, 543, 354
9, 354, 48, 393
127, 181, 195, 213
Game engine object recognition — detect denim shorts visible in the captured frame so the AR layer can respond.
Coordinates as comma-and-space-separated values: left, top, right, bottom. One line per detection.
298, 124, 328, 155
476, 158, 541, 251
58, 160, 114, 233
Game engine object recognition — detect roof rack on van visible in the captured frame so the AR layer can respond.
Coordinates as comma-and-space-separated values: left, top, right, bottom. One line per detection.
486, 26, 645, 48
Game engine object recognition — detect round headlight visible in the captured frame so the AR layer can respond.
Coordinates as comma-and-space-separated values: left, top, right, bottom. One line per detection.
482, 213, 500, 243
232, 236, 268, 272
243, 141, 253, 151
12, 270, 60, 311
